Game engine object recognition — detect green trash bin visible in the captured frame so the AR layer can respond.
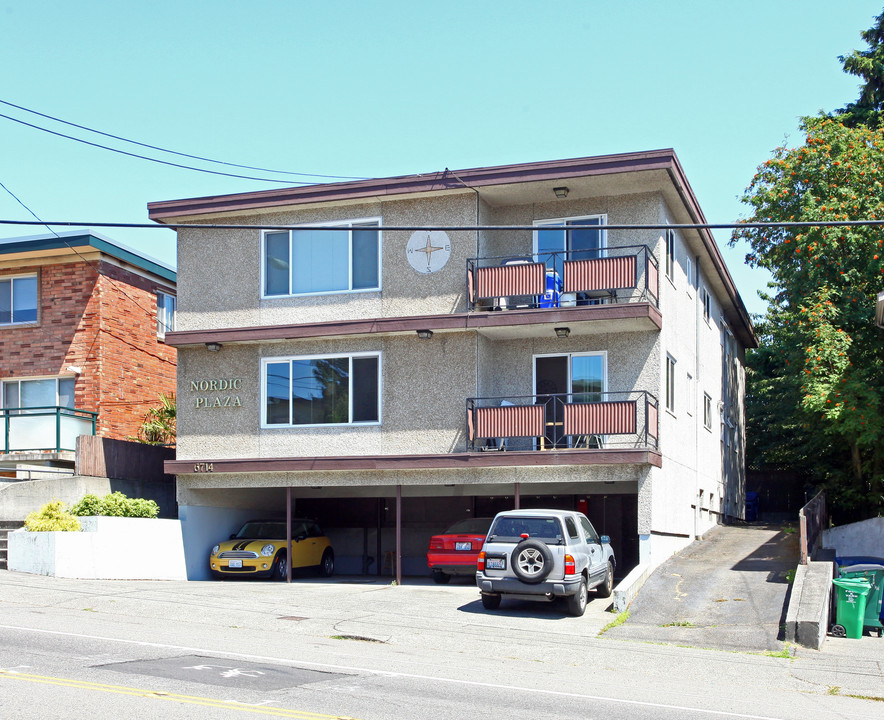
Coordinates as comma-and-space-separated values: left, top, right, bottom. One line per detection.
838, 564, 884, 637
832, 578, 871, 639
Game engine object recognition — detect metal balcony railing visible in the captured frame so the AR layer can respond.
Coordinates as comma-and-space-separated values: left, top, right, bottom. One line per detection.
1, 406, 98, 454
466, 391, 658, 452
466, 245, 659, 311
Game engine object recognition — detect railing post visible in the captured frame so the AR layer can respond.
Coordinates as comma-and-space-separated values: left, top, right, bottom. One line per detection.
56, 407, 61, 453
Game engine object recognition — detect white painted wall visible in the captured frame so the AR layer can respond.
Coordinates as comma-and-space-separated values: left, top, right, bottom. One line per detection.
822, 518, 884, 561
8, 517, 186, 580
179, 504, 256, 580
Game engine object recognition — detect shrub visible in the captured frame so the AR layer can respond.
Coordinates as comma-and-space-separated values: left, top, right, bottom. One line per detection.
24, 500, 81, 532
69, 491, 160, 519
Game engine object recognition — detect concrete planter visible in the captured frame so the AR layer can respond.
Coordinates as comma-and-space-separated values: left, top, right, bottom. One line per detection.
8, 516, 186, 580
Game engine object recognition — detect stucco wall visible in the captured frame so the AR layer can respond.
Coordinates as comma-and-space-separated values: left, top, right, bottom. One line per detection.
8, 517, 186, 579
823, 517, 884, 559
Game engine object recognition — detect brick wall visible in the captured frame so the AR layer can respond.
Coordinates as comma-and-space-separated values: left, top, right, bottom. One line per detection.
0, 259, 176, 442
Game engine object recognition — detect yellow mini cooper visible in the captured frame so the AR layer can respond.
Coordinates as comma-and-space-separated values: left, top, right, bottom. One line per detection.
210, 519, 334, 580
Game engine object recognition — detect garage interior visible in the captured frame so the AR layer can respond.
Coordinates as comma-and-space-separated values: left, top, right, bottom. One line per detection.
187, 482, 639, 582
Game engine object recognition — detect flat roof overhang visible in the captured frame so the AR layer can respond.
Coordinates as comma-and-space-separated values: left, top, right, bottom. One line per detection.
166, 449, 662, 476
163, 303, 662, 347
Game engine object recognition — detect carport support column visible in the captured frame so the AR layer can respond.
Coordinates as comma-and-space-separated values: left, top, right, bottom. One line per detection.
286, 487, 293, 583
514, 483, 520, 509
396, 485, 402, 586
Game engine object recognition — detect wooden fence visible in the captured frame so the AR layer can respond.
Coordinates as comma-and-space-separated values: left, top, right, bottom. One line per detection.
799, 491, 827, 565
76, 436, 174, 483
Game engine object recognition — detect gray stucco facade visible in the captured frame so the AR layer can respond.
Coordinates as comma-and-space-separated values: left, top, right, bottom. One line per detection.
150, 151, 755, 581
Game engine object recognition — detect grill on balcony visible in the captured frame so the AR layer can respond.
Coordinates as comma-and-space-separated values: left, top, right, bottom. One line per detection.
1, 406, 98, 454
467, 245, 658, 311
466, 392, 658, 452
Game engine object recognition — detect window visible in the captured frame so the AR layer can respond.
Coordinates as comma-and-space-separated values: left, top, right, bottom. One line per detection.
263, 219, 380, 297
534, 352, 607, 449
580, 515, 600, 543
703, 393, 713, 430
686, 372, 694, 416
665, 355, 676, 413
534, 215, 606, 276
685, 256, 694, 296
263, 353, 380, 427
0, 274, 38, 325
665, 229, 676, 281
157, 291, 176, 337
701, 287, 712, 322
565, 516, 579, 539
2, 376, 76, 410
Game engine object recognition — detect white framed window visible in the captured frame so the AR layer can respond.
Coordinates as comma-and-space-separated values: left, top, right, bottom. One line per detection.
685, 256, 694, 296
157, 291, 176, 338
665, 355, 676, 413
2, 376, 76, 410
703, 392, 713, 430
701, 287, 712, 323
533, 351, 608, 399
665, 228, 676, 282
0, 273, 38, 326
534, 215, 607, 277
262, 218, 381, 297
686, 371, 694, 416
262, 352, 381, 427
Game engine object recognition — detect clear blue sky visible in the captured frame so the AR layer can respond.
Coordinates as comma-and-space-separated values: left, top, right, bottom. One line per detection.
2, 1, 882, 318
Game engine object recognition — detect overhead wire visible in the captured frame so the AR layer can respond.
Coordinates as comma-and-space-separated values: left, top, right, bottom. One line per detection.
0, 98, 370, 181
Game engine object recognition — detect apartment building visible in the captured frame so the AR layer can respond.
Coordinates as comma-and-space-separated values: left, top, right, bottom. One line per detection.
0, 231, 177, 470
148, 151, 756, 581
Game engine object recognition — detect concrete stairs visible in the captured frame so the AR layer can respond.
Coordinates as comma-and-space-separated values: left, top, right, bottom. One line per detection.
0, 520, 24, 570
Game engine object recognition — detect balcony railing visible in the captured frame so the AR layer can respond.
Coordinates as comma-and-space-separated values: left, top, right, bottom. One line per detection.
1, 406, 98, 454
466, 245, 658, 311
466, 391, 658, 452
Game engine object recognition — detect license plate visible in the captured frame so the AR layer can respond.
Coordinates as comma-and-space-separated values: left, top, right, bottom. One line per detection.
455, 542, 472, 551
486, 557, 505, 570
228, 559, 242, 568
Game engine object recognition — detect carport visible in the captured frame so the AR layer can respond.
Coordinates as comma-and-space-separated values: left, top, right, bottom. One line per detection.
175, 477, 640, 583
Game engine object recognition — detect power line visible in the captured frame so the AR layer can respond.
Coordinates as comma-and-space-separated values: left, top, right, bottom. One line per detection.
0, 98, 369, 181
3, 219, 884, 232
0, 112, 332, 185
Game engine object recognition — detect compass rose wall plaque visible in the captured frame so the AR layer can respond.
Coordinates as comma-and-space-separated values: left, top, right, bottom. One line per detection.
406, 230, 451, 274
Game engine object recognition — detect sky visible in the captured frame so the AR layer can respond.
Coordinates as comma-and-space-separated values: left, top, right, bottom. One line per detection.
1, 0, 883, 318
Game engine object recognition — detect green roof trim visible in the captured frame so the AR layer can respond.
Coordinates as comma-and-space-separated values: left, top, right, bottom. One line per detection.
0, 231, 176, 283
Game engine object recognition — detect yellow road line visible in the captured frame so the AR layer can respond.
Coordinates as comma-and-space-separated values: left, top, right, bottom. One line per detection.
0, 670, 359, 719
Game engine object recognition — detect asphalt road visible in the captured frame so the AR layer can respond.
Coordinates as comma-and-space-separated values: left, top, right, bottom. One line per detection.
0, 560, 881, 719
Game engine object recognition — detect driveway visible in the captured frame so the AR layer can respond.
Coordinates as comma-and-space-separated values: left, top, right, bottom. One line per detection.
605, 524, 798, 652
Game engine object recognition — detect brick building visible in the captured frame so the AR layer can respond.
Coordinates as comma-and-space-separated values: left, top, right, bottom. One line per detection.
0, 231, 177, 469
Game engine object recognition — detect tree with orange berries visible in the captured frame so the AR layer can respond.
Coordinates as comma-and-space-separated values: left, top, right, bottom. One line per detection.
733, 116, 884, 520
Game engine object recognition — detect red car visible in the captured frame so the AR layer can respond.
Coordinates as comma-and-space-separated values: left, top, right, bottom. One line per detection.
427, 517, 493, 584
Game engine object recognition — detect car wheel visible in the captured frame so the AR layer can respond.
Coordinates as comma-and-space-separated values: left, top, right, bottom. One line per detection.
511, 539, 554, 584
567, 577, 588, 617
273, 553, 288, 581
481, 593, 501, 610
432, 570, 451, 584
596, 561, 614, 598
319, 549, 335, 577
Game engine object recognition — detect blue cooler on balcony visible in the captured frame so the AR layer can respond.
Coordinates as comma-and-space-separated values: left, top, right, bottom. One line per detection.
538, 271, 562, 309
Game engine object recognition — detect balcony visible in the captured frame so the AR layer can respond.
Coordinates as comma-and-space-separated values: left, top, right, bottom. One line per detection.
466, 391, 658, 453
467, 245, 658, 312
1, 406, 98, 454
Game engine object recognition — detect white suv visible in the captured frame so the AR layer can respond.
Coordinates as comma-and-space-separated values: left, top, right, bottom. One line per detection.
475, 509, 615, 616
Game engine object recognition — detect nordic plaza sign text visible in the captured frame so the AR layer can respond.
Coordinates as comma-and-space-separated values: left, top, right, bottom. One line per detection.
191, 378, 243, 409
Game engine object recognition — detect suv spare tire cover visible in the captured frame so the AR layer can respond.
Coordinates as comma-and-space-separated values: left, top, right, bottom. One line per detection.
511, 538, 554, 584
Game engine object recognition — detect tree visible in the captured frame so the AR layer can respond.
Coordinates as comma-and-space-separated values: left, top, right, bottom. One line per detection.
837, 11, 884, 128
133, 393, 176, 446
732, 118, 884, 520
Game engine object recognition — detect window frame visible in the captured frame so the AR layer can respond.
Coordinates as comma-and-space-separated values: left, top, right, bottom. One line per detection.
0, 272, 39, 327
685, 255, 694, 297
156, 290, 177, 339
1, 375, 77, 410
664, 228, 676, 282
703, 392, 713, 430
665, 355, 677, 414
532, 214, 608, 260
260, 217, 382, 299
701, 287, 712, 323
260, 351, 382, 429
686, 371, 694, 416
532, 351, 609, 399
